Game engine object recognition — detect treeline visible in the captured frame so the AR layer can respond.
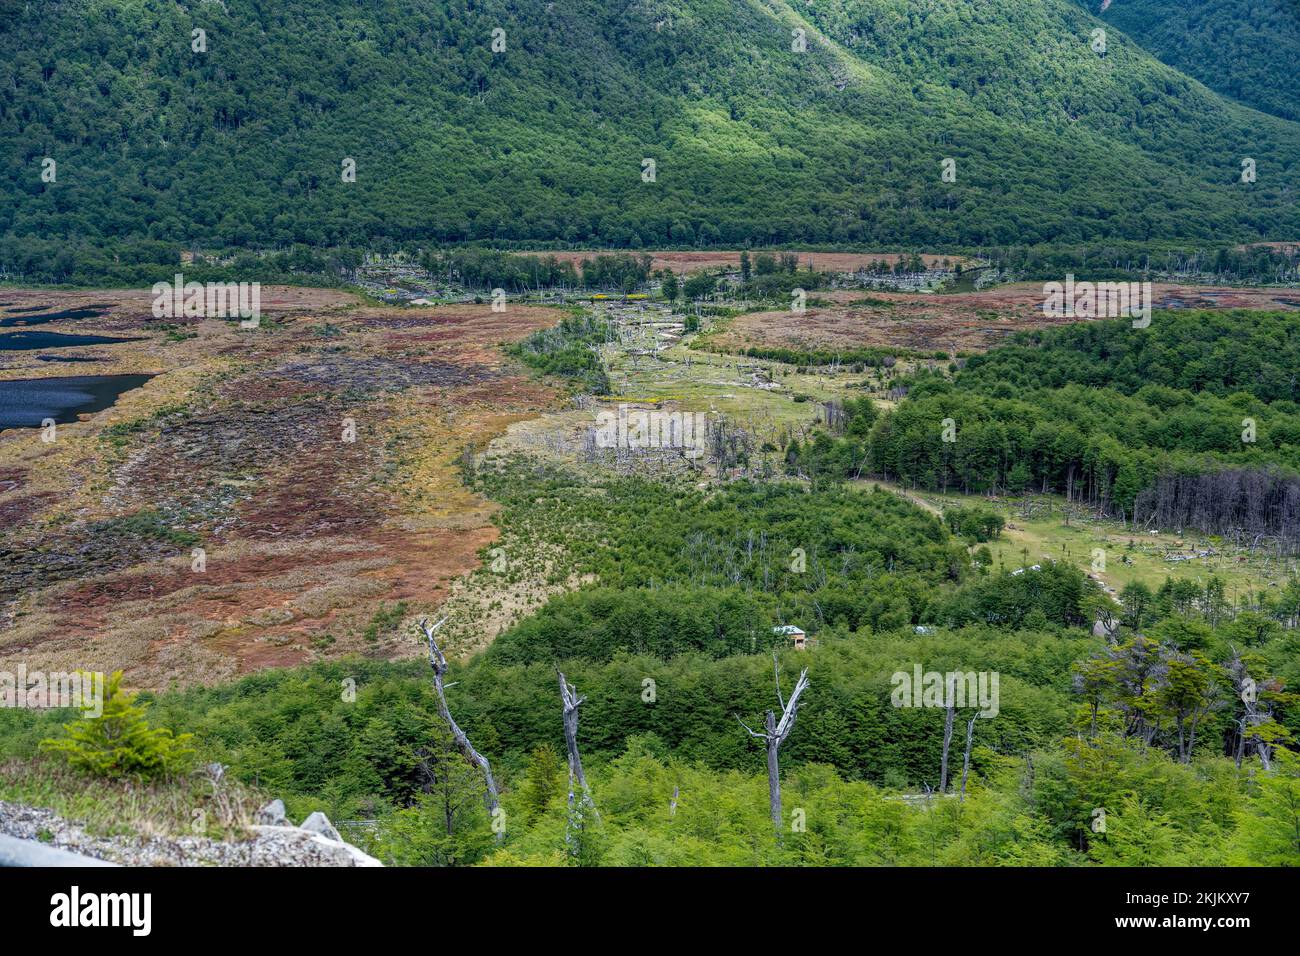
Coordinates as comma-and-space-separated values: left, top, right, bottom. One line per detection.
0, 236, 362, 287
958, 310, 1300, 404
861, 379, 1296, 506
730, 345, 933, 367
13, 233, 1300, 291
983, 241, 1300, 284
422, 249, 651, 292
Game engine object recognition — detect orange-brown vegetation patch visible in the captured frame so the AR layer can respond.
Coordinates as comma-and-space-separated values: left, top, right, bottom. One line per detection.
0, 289, 562, 690
350, 304, 557, 345
712, 282, 1300, 356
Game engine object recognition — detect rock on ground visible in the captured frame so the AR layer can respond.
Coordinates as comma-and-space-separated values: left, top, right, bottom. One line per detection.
0, 800, 382, 867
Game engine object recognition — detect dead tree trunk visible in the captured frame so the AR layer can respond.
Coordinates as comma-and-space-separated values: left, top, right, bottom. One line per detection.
959, 714, 979, 803
417, 618, 502, 840
939, 678, 956, 792
558, 671, 598, 855
737, 657, 810, 837
557, 671, 595, 805
764, 710, 782, 824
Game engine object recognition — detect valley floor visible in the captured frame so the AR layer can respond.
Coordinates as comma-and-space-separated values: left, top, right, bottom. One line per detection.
0, 289, 559, 689
3, 284, 1290, 688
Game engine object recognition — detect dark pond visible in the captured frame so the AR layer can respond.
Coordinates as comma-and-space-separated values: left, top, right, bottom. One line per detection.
0, 307, 109, 327
0, 374, 155, 429
0, 331, 141, 350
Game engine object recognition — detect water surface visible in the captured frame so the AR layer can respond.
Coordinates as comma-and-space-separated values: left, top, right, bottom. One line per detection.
0, 307, 109, 327
0, 331, 140, 351
0, 374, 154, 429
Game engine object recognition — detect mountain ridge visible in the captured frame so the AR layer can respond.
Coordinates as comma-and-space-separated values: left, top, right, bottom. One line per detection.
1, 0, 1296, 264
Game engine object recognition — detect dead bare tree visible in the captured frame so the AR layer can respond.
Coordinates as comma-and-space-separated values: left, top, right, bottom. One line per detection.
1227, 651, 1278, 770
417, 617, 502, 839
737, 656, 811, 836
959, 713, 982, 802
939, 674, 956, 792
558, 670, 598, 855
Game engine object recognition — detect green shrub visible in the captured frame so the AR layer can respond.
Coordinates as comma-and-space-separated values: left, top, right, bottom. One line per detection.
40, 672, 194, 780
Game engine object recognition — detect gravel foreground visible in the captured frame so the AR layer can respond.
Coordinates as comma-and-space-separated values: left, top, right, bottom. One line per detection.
0, 800, 382, 867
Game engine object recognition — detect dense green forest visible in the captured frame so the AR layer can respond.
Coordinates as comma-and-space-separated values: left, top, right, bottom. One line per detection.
1076, 0, 1300, 123
3, 0, 1300, 284
783, 310, 1300, 546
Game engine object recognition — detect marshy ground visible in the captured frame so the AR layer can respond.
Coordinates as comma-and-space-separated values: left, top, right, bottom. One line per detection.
0, 289, 558, 689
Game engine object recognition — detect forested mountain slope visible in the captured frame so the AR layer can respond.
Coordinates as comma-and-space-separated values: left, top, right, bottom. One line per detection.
1074, 0, 1300, 123
2, 0, 1298, 268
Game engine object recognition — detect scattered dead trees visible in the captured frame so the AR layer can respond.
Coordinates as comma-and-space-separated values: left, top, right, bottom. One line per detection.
936, 674, 984, 799
708, 415, 755, 476
417, 617, 503, 840
821, 399, 846, 433
413, 625, 606, 860
737, 656, 810, 836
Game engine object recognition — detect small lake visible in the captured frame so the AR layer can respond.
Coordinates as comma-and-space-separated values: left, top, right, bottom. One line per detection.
0, 307, 110, 328
0, 374, 155, 429
0, 331, 142, 351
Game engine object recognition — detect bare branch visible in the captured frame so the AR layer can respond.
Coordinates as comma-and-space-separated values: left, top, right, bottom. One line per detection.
417, 617, 502, 839
771, 668, 810, 745
558, 670, 599, 856
740, 662, 811, 836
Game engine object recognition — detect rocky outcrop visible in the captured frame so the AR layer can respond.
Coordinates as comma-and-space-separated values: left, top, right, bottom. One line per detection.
299, 810, 343, 842
0, 800, 381, 867
256, 799, 289, 826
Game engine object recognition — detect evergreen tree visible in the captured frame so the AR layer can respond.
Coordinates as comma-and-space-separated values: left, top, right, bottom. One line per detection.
40, 671, 194, 780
